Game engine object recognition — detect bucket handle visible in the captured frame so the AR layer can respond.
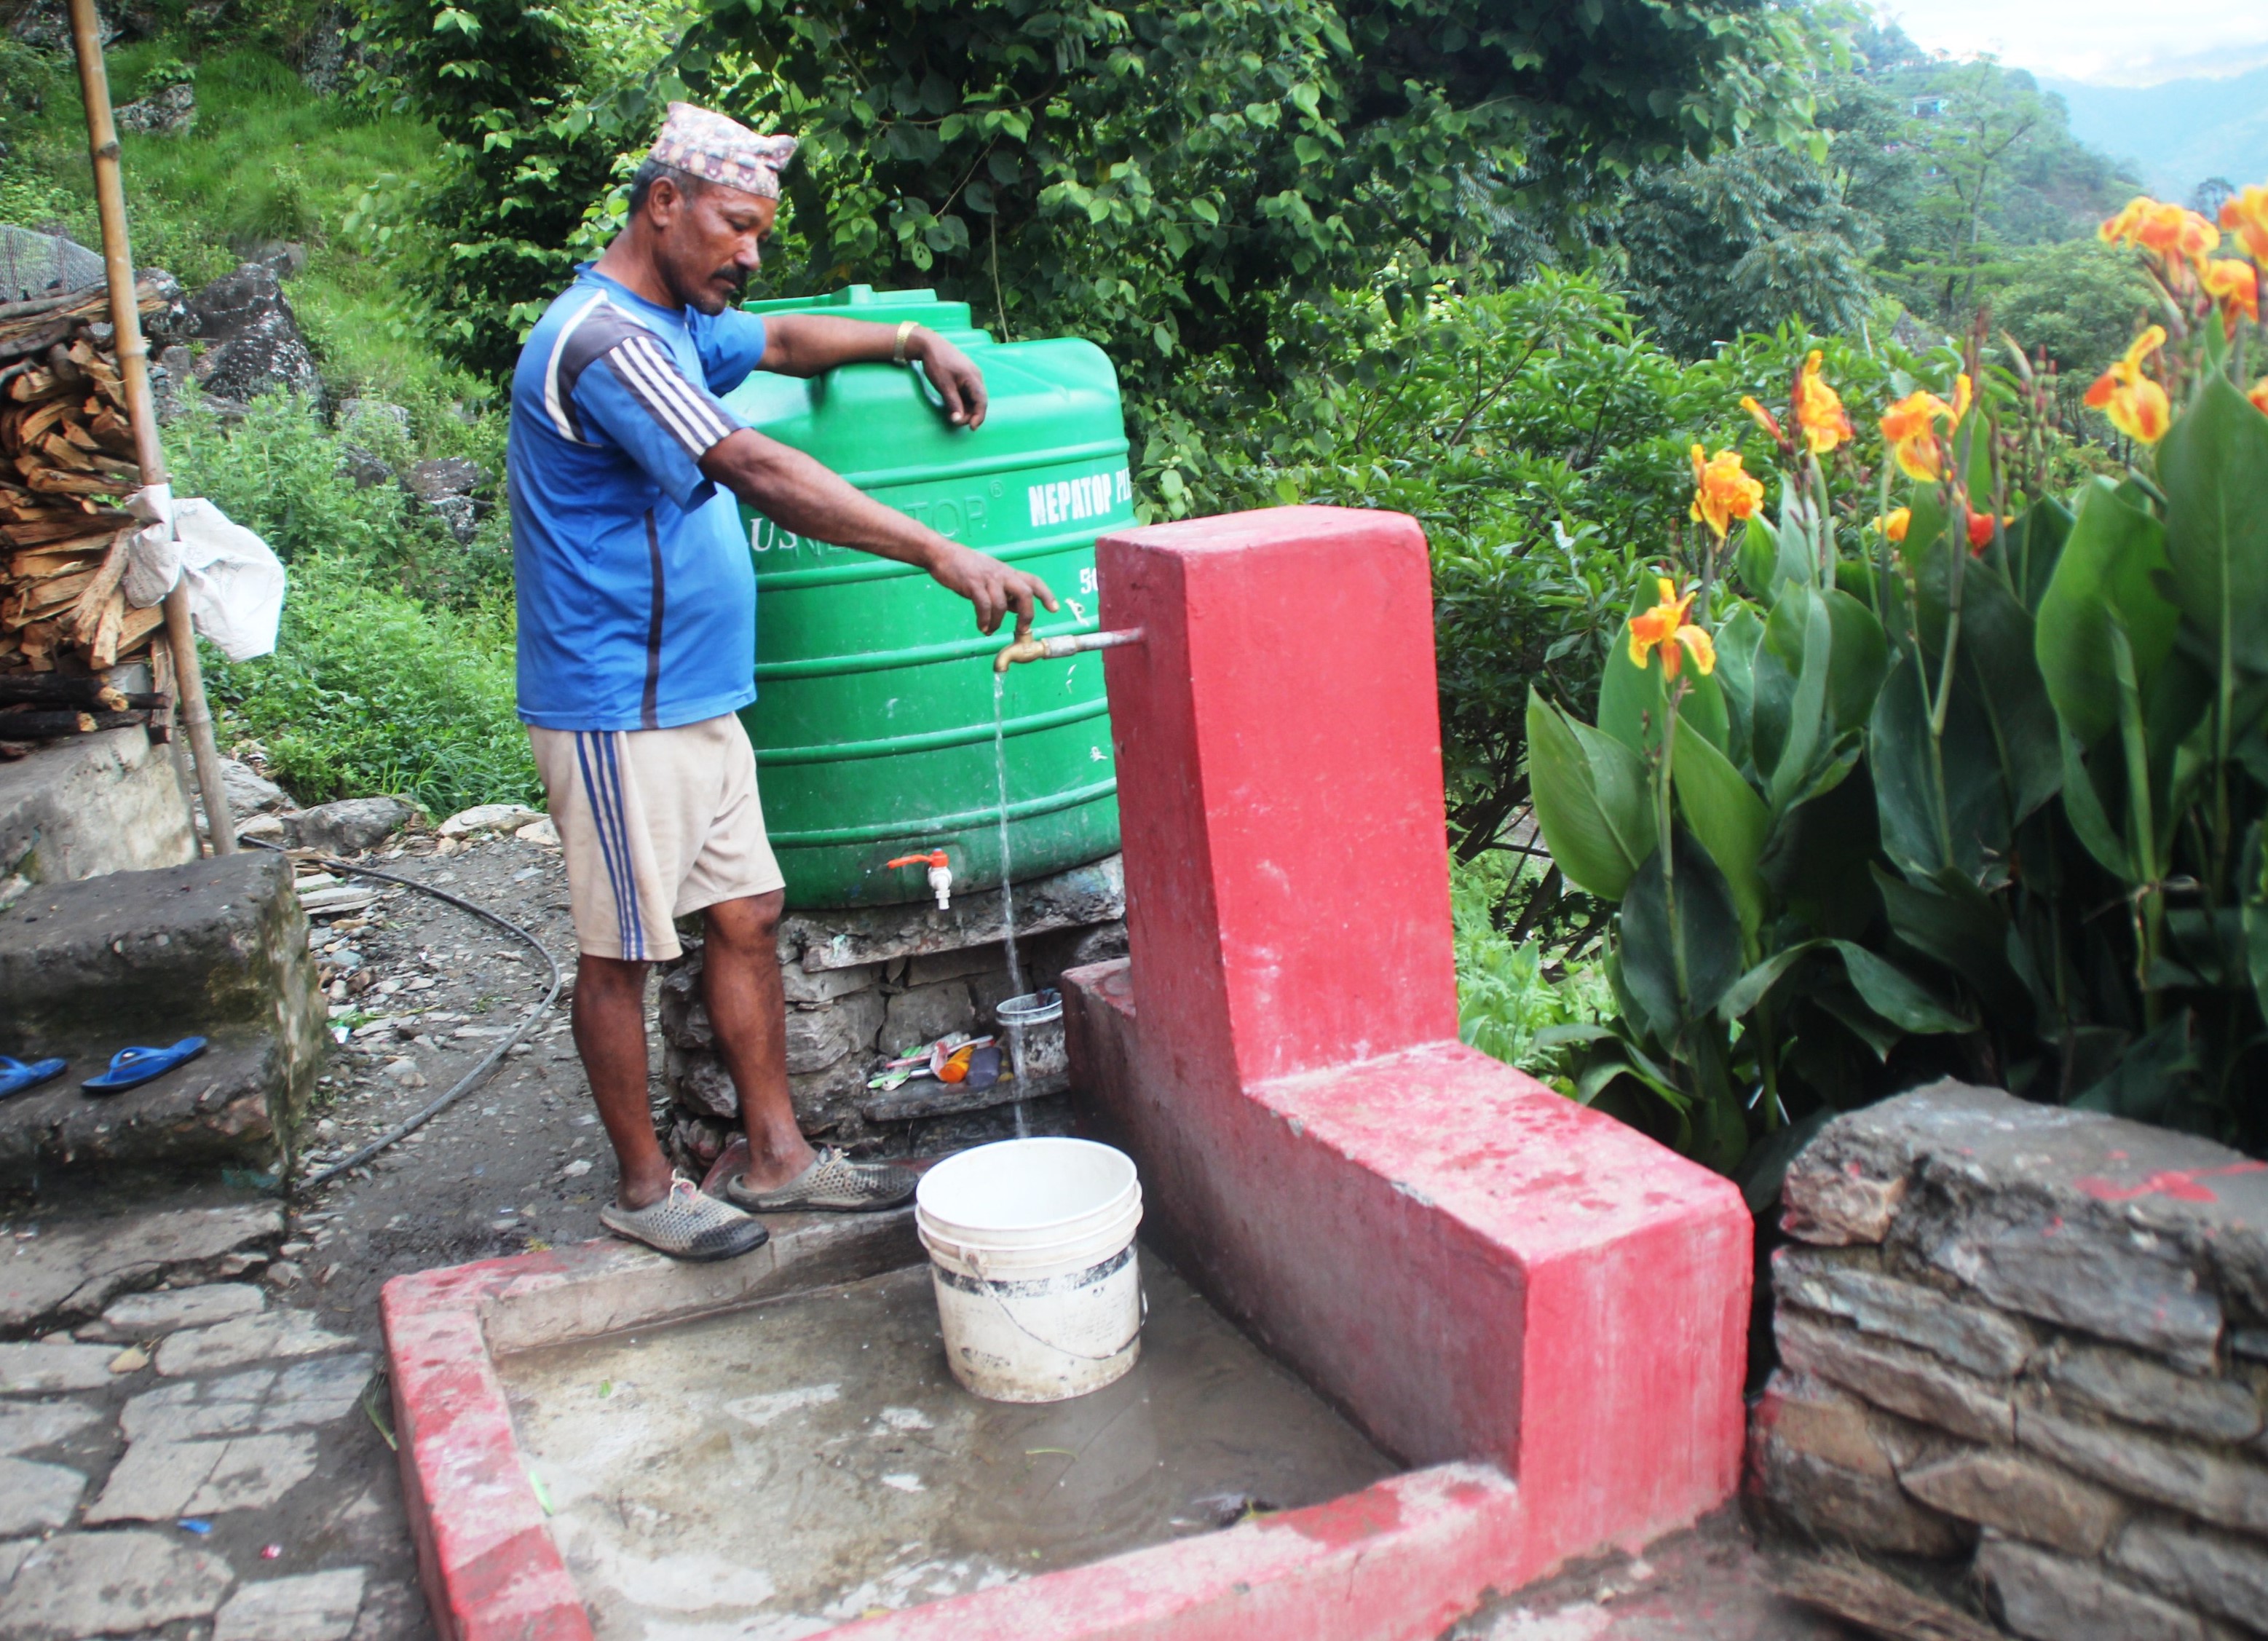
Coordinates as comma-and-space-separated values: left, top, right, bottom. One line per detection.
962, 1245, 1147, 1364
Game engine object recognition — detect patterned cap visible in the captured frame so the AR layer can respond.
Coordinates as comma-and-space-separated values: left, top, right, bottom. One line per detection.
648, 102, 797, 200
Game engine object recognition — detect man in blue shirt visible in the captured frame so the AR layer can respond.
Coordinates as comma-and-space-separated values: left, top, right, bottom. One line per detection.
509, 104, 1056, 1260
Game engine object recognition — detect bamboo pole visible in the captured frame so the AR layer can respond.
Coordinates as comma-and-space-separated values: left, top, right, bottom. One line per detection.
66, 0, 234, 855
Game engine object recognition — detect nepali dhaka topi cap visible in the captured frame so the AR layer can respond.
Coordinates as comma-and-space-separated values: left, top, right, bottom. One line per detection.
649, 102, 797, 200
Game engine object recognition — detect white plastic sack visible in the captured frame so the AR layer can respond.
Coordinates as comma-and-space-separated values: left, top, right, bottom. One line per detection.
175, 497, 286, 661
121, 481, 181, 609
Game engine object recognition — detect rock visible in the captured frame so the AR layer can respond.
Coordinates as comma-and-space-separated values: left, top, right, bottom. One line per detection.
0, 1454, 83, 1533
0, 1201, 282, 1332
0, 1396, 103, 1455
2040, 1340, 2264, 1444
1755, 1434, 1969, 1557
1977, 1535, 2213, 1641
220, 756, 291, 816
215, 1567, 368, 1641
667, 1045, 739, 1120
297, 4, 361, 95
2110, 1514, 2268, 1630
515, 816, 560, 847
1069, 920, 1130, 968
786, 960, 880, 1005
84, 1429, 320, 1522
791, 1051, 874, 1134
6, 0, 119, 53
115, 80, 195, 135
1781, 1164, 1906, 1246
1785, 1081, 2264, 1374
1899, 1449, 2127, 1557
2018, 1396, 2268, 1536
154, 1309, 355, 1377
288, 795, 416, 855
784, 987, 885, 1075
882, 980, 974, 1054
437, 802, 542, 839
101, 1281, 268, 1337
338, 398, 406, 440
405, 456, 483, 502
784, 855, 1126, 973
1766, 1551, 2003, 1641
1750, 1369, 1910, 1479
380, 1056, 427, 1088
1774, 1246, 2036, 1379
336, 443, 393, 490
0, 1529, 234, 1640
246, 240, 308, 280
1777, 1310, 2015, 1445
184, 261, 324, 410
0, 1339, 125, 1392
424, 494, 478, 543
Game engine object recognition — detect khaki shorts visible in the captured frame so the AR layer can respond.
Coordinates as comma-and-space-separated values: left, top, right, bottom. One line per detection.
529, 715, 784, 962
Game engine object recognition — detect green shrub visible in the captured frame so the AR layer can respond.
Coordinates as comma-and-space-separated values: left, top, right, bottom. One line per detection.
1451, 852, 1608, 1079
202, 553, 535, 815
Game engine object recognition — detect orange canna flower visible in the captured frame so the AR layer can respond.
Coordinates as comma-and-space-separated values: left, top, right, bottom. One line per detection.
1793, 350, 1854, 456
2084, 325, 2171, 445
1741, 395, 1785, 444
1964, 508, 2013, 554
2102, 195, 2220, 265
1627, 576, 1717, 680
2202, 258, 2259, 336
1688, 445, 1764, 539
2221, 184, 2268, 263
2250, 377, 2268, 416
1873, 507, 1911, 542
1878, 373, 1972, 482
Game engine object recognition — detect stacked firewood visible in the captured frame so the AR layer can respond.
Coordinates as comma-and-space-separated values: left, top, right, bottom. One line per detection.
1, 278, 174, 677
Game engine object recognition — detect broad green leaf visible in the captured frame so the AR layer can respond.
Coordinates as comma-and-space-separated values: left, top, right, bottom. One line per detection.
2035, 478, 2178, 749
1766, 586, 1836, 812
1870, 863, 2030, 1027
1822, 588, 1889, 738
2006, 495, 2073, 612
1672, 715, 1769, 941
1957, 562, 2062, 823
1525, 689, 1651, 902
2244, 826, 2268, 1026
2058, 732, 2135, 881
1736, 516, 1779, 603
1828, 940, 1974, 1034
1712, 605, 1763, 772
2158, 375, 2268, 674
1621, 830, 1745, 1025
1716, 938, 1822, 1022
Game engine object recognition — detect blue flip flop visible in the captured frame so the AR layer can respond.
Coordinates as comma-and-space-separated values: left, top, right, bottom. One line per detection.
0, 1056, 67, 1100
83, 1037, 207, 1095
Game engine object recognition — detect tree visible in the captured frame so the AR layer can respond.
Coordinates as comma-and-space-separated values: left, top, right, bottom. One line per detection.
1616, 142, 1878, 357
650, 0, 1828, 400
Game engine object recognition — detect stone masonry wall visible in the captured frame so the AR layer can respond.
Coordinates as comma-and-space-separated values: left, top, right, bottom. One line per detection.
657, 856, 1126, 1164
1753, 1080, 2268, 1640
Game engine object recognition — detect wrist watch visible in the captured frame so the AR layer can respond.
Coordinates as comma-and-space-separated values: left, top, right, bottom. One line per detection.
893, 320, 917, 365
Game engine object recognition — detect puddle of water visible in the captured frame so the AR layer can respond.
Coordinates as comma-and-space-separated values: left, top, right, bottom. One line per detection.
500, 1248, 1397, 1638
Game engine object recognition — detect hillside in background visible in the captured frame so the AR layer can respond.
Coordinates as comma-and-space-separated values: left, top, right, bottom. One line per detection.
2044, 67, 2268, 201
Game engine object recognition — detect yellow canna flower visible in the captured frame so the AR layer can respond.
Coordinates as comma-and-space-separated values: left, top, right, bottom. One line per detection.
1873, 507, 1911, 542
1688, 446, 1764, 540
2221, 184, 2268, 264
2085, 326, 2171, 445
1792, 350, 1854, 456
2202, 258, 2259, 336
1878, 373, 1972, 483
1627, 577, 1717, 679
2102, 195, 2220, 265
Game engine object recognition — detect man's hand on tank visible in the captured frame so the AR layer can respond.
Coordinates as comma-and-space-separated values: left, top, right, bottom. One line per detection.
912, 333, 988, 429
928, 543, 1056, 634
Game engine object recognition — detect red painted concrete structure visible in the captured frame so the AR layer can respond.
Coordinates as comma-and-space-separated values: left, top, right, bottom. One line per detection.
1067, 505, 1753, 1575
384, 504, 1750, 1641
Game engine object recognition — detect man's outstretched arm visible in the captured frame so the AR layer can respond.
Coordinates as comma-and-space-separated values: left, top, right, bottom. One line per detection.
699, 428, 1054, 635
756, 313, 988, 428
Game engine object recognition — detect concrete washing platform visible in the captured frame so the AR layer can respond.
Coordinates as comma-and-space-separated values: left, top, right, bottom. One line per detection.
383, 507, 1752, 1640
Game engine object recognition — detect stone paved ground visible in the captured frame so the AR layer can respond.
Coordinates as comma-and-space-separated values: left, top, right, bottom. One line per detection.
1, 827, 1858, 1640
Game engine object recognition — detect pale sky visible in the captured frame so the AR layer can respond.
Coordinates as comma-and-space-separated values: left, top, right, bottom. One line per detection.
1878, 0, 2268, 84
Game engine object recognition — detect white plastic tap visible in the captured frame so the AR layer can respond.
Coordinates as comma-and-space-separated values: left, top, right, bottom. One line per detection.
888, 850, 954, 909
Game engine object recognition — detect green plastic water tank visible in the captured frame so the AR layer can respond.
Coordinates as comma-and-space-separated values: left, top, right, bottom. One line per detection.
719, 286, 1130, 909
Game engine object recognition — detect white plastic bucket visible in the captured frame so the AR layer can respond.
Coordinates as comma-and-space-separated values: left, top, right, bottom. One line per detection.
915, 1138, 1145, 1403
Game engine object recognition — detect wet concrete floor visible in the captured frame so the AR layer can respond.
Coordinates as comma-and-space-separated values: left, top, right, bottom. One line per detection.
500, 1246, 1399, 1640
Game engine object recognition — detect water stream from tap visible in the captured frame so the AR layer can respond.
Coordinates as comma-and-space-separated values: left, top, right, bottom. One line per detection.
992, 673, 1030, 1136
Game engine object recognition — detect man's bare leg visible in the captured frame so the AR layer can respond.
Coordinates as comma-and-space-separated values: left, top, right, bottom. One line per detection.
702, 890, 820, 1192
574, 952, 676, 1210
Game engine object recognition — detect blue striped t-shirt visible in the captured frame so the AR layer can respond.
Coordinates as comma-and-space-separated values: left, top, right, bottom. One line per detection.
506, 266, 767, 732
